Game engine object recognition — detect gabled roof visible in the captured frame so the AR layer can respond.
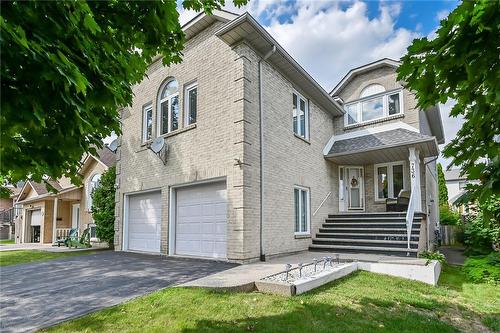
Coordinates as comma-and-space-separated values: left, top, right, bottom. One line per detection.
182, 9, 238, 40
216, 12, 344, 116
95, 146, 116, 168
80, 146, 116, 173
330, 58, 401, 96
444, 169, 465, 181
15, 179, 62, 203
326, 128, 438, 157
322, 121, 439, 164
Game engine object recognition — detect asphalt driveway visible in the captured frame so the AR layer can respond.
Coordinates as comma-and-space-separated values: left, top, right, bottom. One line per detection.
0, 251, 237, 332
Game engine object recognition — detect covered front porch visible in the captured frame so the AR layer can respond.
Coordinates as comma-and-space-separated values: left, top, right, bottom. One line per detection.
16, 187, 82, 244
324, 125, 439, 216
315, 124, 440, 256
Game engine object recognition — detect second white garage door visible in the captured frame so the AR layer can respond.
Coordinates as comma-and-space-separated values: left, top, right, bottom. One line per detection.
127, 191, 161, 253
175, 182, 227, 259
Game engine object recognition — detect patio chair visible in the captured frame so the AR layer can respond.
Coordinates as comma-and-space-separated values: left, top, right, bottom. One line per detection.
67, 227, 91, 249
386, 189, 410, 212
53, 228, 78, 247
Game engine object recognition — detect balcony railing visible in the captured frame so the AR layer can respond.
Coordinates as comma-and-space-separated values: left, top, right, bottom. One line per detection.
56, 228, 73, 239
405, 182, 417, 256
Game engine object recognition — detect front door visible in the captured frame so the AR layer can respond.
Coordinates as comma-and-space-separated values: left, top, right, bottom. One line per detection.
71, 204, 80, 229
346, 167, 364, 210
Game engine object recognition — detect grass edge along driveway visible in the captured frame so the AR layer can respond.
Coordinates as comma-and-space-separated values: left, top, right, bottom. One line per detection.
43, 265, 499, 333
0, 249, 100, 267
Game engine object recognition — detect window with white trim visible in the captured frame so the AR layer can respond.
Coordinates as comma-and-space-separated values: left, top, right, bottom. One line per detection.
294, 187, 310, 234
374, 162, 406, 201
142, 104, 153, 142
345, 89, 403, 126
87, 174, 101, 210
158, 79, 179, 135
184, 82, 197, 125
458, 180, 467, 190
292, 91, 309, 139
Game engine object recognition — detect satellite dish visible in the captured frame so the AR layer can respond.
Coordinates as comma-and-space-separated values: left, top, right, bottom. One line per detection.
150, 137, 165, 154
108, 139, 118, 153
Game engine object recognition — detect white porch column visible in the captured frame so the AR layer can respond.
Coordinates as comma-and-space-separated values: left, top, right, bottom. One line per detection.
52, 198, 58, 243
408, 147, 422, 212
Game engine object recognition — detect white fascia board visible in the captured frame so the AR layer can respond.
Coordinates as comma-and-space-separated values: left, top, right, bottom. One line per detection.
330, 58, 401, 96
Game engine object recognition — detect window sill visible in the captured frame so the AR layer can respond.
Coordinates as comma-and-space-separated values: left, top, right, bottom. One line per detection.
294, 133, 311, 144
141, 124, 197, 147
294, 233, 311, 239
160, 123, 197, 139
344, 113, 404, 130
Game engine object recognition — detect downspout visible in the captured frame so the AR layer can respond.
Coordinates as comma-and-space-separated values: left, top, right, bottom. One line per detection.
259, 45, 276, 262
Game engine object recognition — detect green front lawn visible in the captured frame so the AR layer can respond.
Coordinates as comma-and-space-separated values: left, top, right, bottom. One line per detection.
0, 250, 99, 267
44, 265, 499, 333
0, 239, 15, 244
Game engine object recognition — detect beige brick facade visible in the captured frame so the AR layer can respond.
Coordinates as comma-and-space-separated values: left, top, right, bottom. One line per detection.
332, 65, 431, 218
116, 20, 439, 261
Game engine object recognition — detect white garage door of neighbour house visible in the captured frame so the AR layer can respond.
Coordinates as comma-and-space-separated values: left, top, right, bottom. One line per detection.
127, 191, 161, 253
30, 209, 42, 226
175, 182, 227, 259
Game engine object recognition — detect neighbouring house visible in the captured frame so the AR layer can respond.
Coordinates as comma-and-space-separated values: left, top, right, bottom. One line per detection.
444, 169, 477, 216
114, 11, 444, 261
0, 186, 21, 240
14, 147, 116, 244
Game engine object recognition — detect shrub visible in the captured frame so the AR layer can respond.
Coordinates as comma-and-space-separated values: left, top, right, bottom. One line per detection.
440, 205, 460, 225
91, 166, 116, 247
463, 195, 500, 255
463, 252, 500, 284
418, 251, 446, 264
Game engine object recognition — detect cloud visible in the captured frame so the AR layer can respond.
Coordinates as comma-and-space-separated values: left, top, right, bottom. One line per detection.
262, 1, 419, 88
436, 9, 450, 21
176, 1, 462, 151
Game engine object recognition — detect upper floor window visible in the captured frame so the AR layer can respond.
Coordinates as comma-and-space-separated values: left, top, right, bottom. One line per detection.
184, 82, 197, 125
458, 180, 467, 190
142, 104, 153, 142
158, 79, 179, 135
344, 88, 403, 126
293, 91, 309, 140
87, 174, 101, 210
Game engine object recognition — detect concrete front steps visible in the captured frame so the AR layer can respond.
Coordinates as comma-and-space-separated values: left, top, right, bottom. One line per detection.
310, 212, 424, 257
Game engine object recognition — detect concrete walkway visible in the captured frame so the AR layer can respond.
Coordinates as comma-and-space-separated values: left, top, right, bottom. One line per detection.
439, 246, 466, 265
0, 251, 236, 333
180, 251, 429, 290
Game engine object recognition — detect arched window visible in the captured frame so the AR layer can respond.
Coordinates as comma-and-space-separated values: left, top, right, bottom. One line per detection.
360, 84, 385, 98
158, 79, 179, 135
344, 83, 402, 126
87, 174, 101, 211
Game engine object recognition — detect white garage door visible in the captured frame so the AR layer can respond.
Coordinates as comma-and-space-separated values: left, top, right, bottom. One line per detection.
175, 182, 227, 259
127, 191, 161, 253
30, 210, 42, 226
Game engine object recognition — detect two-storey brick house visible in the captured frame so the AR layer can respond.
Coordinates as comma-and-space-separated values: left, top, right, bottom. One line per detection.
115, 11, 444, 262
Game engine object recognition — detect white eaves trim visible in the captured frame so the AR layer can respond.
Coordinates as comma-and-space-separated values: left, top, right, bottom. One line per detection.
322, 121, 419, 156
181, 9, 238, 31
330, 58, 401, 96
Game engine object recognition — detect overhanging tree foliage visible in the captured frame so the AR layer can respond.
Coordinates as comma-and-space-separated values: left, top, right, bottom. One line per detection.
437, 163, 449, 206
398, 0, 500, 204
0, 0, 246, 196
91, 166, 116, 247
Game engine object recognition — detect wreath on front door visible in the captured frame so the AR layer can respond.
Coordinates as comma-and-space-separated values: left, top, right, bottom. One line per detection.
350, 177, 358, 187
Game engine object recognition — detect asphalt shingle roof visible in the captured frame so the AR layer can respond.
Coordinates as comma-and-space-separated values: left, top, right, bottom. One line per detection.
328, 128, 434, 155
95, 146, 116, 168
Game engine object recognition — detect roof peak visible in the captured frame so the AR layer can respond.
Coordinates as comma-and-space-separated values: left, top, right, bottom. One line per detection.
330, 58, 401, 96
